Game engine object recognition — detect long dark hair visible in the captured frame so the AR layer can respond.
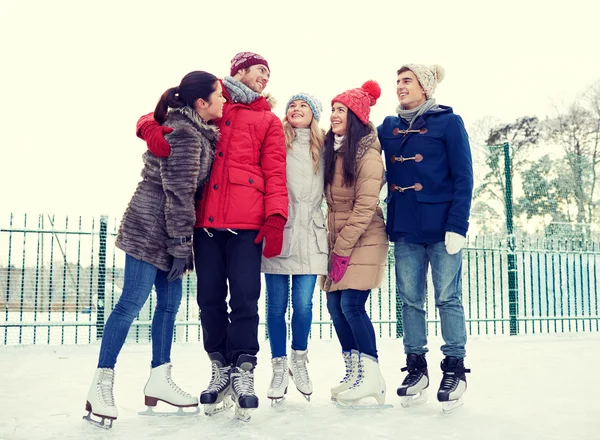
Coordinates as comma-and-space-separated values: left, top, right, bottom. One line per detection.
323, 109, 371, 187
154, 71, 218, 124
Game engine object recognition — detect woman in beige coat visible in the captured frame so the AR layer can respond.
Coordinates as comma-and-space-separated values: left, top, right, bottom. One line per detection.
321, 81, 389, 407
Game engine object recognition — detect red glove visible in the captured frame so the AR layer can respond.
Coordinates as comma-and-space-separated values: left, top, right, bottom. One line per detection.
329, 253, 350, 283
254, 215, 286, 258
136, 112, 173, 157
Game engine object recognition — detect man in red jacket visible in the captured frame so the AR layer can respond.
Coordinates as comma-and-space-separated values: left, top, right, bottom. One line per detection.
136, 52, 287, 420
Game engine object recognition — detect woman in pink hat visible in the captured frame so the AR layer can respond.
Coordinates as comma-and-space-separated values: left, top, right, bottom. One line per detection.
321, 81, 389, 407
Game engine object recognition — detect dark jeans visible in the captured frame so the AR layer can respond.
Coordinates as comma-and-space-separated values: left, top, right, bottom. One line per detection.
98, 253, 182, 369
326, 289, 378, 359
194, 228, 262, 365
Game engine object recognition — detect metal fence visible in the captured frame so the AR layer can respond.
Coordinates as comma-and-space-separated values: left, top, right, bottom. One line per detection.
1, 213, 599, 346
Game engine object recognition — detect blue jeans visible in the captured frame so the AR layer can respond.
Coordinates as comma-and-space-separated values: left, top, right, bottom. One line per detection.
265, 274, 316, 358
394, 239, 467, 358
98, 253, 182, 369
327, 289, 378, 359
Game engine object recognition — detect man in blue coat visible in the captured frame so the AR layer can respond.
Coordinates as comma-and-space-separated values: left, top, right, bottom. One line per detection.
377, 64, 473, 413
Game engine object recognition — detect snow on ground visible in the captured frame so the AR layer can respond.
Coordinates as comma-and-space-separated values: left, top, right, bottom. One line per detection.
1, 333, 599, 440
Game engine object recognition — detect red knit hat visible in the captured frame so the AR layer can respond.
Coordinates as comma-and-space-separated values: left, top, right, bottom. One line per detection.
230, 52, 270, 76
331, 80, 381, 125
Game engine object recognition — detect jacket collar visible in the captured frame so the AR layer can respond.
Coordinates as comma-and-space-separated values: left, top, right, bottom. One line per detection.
398, 104, 453, 128
169, 106, 219, 142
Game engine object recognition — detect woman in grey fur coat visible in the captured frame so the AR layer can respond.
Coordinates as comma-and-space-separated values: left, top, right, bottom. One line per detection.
84, 71, 224, 428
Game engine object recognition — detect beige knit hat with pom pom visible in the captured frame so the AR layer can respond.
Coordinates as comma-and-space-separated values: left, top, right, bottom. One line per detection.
400, 64, 445, 99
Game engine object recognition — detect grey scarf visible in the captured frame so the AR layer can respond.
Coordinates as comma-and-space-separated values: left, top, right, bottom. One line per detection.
223, 76, 261, 104
396, 99, 438, 128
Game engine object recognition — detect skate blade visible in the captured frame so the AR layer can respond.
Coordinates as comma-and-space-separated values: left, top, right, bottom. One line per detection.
336, 400, 393, 410
269, 396, 286, 407
204, 398, 234, 416
83, 412, 114, 429
234, 407, 255, 422
400, 389, 428, 408
138, 405, 200, 417
441, 398, 464, 414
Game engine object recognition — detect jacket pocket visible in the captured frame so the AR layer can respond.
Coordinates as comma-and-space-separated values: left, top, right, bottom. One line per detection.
415, 192, 453, 235
228, 168, 265, 193
312, 217, 328, 254
225, 167, 266, 225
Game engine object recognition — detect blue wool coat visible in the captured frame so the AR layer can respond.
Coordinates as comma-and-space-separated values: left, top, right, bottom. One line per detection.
377, 105, 473, 243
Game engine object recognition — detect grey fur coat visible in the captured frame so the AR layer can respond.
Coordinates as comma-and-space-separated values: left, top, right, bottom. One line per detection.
116, 106, 218, 271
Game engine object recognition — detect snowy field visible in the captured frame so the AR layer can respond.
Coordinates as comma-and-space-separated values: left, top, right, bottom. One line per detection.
1, 333, 599, 440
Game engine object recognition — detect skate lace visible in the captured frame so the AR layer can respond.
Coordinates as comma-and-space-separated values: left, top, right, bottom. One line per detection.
401, 365, 425, 386
231, 367, 255, 396
291, 352, 311, 386
269, 357, 287, 389
339, 352, 353, 383
98, 368, 115, 407
164, 364, 193, 397
206, 362, 231, 393
440, 372, 459, 391
349, 358, 364, 389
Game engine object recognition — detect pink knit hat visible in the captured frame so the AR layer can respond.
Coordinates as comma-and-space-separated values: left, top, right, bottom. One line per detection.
230, 52, 270, 76
331, 80, 381, 125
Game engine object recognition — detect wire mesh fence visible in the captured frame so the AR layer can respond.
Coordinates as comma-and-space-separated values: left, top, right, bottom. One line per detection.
1, 213, 598, 346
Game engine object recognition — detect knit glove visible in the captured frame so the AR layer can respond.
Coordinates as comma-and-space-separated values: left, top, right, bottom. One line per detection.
445, 231, 466, 255
167, 257, 187, 282
329, 253, 350, 283
254, 214, 286, 258
136, 113, 173, 157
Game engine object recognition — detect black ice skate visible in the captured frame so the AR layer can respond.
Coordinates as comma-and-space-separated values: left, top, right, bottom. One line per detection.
437, 356, 471, 414
231, 354, 259, 422
200, 353, 233, 416
397, 353, 429, 408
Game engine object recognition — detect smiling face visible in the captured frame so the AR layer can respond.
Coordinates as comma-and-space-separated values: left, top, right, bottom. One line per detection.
195, 81, 225, 121
286, 99, 314, 129
396, 69, 427, 109
330, 102, 348, 135
237, 64, 270, 93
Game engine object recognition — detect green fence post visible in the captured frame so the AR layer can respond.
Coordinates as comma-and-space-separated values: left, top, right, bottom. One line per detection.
503, 143, 519, 335
96, 215, 108, 339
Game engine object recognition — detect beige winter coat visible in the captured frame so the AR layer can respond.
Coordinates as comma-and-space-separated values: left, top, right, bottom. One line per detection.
320, 124, 389, 292
261, 128, 328, 275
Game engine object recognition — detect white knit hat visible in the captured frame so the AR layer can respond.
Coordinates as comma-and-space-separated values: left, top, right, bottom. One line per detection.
400, 64, 446, 99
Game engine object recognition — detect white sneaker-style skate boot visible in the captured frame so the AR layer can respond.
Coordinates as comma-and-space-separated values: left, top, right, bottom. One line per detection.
201, 352, 233, 416
83, 368, 117, 429
267, 356, 289, 405
437, 356, 471, 414
231, 354, 259, 422
336, 354, 389, 408
397, 353, 429, 408
289, 349, 312, 401
330, 349, 359, 402
140, 363, 199, 416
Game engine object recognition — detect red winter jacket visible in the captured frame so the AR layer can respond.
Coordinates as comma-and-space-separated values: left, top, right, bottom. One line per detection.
137, 85, 288, 230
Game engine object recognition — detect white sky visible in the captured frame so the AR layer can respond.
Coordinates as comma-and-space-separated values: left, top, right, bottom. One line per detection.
1, 334, 598, 439
1, 0, 599, 222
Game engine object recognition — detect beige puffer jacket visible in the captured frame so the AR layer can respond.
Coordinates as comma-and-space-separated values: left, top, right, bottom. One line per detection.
320, 124, 389, 292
